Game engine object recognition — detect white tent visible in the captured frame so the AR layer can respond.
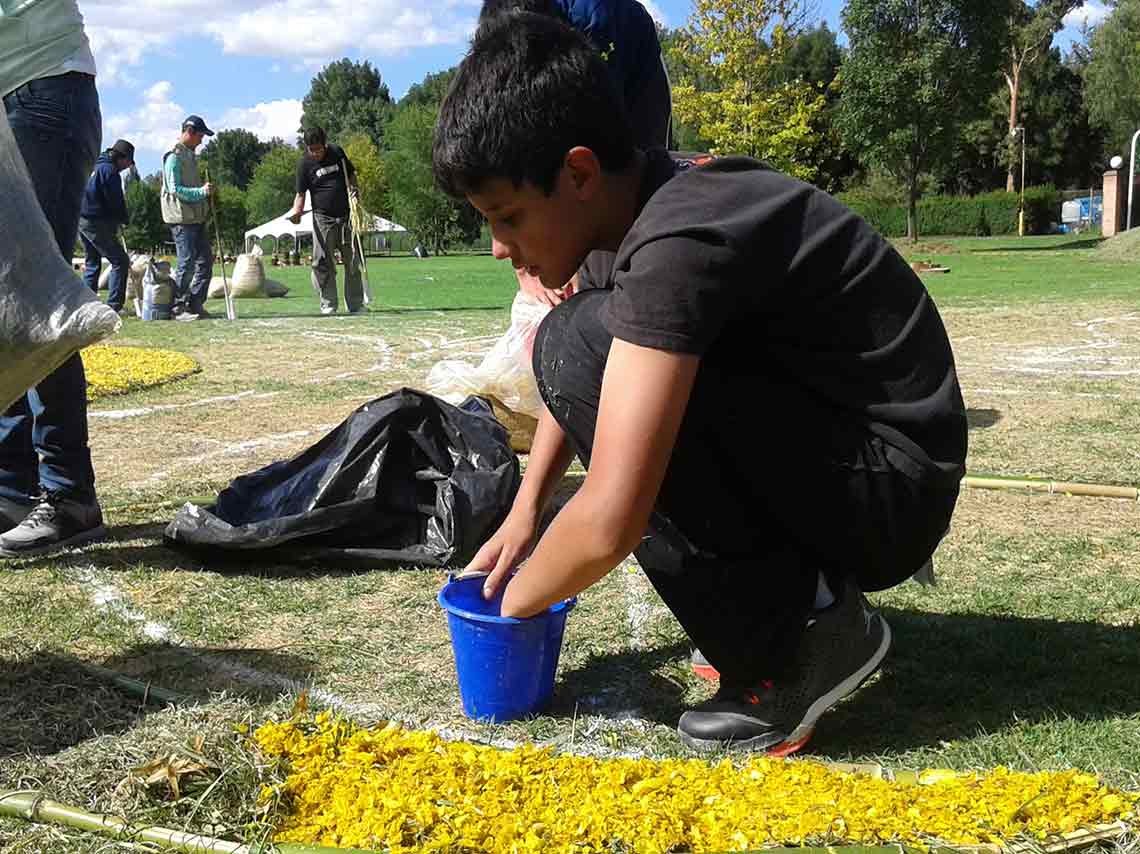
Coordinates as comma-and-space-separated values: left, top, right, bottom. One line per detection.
244, 192, 406, 251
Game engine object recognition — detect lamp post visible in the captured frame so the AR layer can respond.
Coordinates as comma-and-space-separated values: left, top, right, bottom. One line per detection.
1127, 128, 1139, 232
1012, 126, 1027, 237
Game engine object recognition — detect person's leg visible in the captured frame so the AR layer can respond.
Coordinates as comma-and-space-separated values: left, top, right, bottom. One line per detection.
0, 72, 105, 556
82, 218, 129, 311
340, 221, 364, 312
102, 226, 130, 312
188, 224, 213, 314
532, 290, 957, 749
171, 224, 194, 313
79, 220, 103, 293
311, 213, 338, 313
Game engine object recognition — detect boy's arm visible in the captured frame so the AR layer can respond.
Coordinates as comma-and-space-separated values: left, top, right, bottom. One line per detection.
163, 154, 207, 203
500, 339, 699, 618
108, 166, 129, 225
464, 404, 577, 589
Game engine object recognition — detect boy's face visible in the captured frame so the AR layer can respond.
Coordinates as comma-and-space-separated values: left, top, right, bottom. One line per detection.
468, 152, 599, 290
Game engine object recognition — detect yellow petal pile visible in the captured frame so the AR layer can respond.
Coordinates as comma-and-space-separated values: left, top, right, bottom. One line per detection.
254, 714, 1136, 853
82, 345, 199, 401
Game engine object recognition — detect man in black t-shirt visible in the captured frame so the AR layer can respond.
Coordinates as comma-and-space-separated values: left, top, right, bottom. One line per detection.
290, 127, 364, 314
432, 13, 967, 755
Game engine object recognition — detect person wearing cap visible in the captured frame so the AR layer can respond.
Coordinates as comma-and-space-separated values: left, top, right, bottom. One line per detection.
79, 139, 135, 313
0, 0, 108, 556
162, 115, 215, 319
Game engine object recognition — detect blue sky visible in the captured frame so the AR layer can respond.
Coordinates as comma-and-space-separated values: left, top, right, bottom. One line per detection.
82, 0, 1111, 178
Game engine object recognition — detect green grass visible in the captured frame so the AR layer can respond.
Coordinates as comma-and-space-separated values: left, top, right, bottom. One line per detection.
895, 234, 1139, 306
2, 239, 1140, 853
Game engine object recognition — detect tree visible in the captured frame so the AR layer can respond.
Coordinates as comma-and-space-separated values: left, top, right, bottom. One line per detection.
246, 143, 301, 225
936, 47, 1104, 195
999, 0, 1083, 192
200, 128, 272, 191
668, 0, 826, 179
301, 59, 393, 148
401, 69, 457, 109
212, 185, 249, 255
1083, 0, 1140, 158
122, 180, 166, 253
341, 132, 389, 219
837, 0, 1005, 241
385, 104, 480, 253
777, 23, 856, 192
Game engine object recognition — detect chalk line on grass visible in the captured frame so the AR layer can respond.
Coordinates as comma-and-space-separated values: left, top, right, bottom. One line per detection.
91, 391, 280, 420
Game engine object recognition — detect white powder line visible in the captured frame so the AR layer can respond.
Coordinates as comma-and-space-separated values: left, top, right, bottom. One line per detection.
964, 387, 1125, 400
129, 426, 336, 489
71, 564, 388, 720
299, 331, 391, 348
91, 391, 279, 420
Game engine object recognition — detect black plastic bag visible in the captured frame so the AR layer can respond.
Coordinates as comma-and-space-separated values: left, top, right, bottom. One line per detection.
165, 389, 520, 566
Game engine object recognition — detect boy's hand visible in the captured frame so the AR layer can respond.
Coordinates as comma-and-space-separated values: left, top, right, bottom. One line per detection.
463, 505, 540, 600
516, 267, 567, 307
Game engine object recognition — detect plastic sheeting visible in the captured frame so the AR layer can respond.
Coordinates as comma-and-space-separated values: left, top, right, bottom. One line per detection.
0, 109, 120, 412
165, 389, 521, 567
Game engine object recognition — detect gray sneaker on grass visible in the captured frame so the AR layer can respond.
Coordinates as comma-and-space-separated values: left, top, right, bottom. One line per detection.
0, 496, 34, 535
677, 578, 891, 755
0, 493, 107, 558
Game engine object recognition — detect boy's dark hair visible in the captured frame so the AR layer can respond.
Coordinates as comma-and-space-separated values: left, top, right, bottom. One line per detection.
303, 127, 327, 147
433, 11, 634, 198
477, 0, 565, 27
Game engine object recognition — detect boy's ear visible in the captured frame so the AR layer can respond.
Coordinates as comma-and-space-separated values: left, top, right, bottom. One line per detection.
564, 146, 602, 200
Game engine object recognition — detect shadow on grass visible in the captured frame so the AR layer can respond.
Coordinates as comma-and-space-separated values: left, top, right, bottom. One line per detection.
967, 408, 1002, 430
0, 644, 314, 758
808, 607, 1140, 756
970, 238, 1104, 253
551, 641, 693, 726
208, 305, 511, 321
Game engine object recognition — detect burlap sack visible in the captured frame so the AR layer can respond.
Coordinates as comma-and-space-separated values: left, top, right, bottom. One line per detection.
0, 110, 120, 411
208, 253, 289, 299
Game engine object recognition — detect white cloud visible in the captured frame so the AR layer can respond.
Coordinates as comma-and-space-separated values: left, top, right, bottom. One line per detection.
81, 0, 475, 85
1063, 1, 1111, 30
104, 79, 184, 155
219, 99, 303, 142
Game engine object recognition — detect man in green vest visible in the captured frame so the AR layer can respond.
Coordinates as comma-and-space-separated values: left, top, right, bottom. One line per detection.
0, 0, 108, 556
162, 115, 215, 320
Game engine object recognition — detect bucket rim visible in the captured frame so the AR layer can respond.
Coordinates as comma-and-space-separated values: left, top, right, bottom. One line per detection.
437, 576, 575, 625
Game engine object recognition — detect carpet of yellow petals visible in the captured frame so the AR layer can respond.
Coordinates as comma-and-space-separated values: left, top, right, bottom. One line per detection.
82, 345, 199, 401
254, 714, 1136, 854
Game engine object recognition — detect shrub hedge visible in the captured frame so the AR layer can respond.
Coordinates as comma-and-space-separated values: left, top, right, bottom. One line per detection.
836, 187, 1061, 237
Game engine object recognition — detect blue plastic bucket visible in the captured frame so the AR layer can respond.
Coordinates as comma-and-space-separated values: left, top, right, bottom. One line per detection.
438, 575, 575, 722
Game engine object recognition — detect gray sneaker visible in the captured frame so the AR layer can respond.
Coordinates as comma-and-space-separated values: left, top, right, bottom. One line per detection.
0, 496, 33, 535
0, 494, 107, 558
677, 578, 890, 755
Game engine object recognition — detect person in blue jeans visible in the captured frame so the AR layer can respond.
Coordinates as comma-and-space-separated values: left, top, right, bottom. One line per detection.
162, 115, 215, 319
79, 138, 135, 313
0, 0, 107, 557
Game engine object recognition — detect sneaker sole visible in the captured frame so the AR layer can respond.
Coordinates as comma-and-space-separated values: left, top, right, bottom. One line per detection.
0, 524, 108, 559
677, 614, 892, 755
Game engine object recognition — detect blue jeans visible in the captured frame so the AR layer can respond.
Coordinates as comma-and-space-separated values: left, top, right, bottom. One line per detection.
79, 216, 129, 311
171, 223, 212, 313
0, 72, 101, 503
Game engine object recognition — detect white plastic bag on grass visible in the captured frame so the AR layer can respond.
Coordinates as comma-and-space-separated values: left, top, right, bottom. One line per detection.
0, 109, 120, 413
426, 291, 549, 419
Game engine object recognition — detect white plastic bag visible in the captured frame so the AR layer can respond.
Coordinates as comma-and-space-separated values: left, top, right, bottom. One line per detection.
426, 291, 550, 419
0, 109, 120, 412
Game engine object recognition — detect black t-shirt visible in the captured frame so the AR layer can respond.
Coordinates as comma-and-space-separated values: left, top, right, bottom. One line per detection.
588, 149, 967, 485
295, 144, 354, 217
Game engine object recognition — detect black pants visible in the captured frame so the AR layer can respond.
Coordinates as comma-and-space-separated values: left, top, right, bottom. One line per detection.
532, 290, 959, 686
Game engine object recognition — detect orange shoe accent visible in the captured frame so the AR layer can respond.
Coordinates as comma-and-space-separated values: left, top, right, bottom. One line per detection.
692, 662, 720, 682
766, 729, 813, 758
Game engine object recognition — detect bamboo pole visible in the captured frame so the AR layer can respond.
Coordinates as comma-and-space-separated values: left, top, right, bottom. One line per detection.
0, 790, 249, 853
203, 165, 236, 321
79, 662, 187, 707
963, 475, 1140, 501
342, 159, 373, 308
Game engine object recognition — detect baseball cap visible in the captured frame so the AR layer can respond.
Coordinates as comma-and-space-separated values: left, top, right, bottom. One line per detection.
182, 115, 214, 136
110, 139, 135, 162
